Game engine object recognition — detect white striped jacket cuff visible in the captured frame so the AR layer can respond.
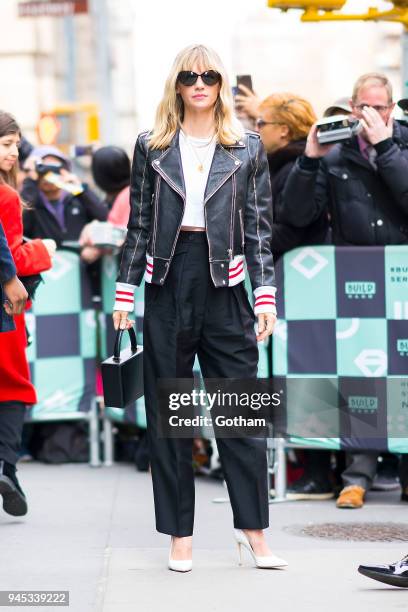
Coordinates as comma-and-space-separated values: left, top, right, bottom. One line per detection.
114, 282, 277, 316
253, 286, 277, 316
114, 282, 136, 312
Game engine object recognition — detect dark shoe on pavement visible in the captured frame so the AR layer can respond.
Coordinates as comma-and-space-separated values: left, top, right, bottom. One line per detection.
358, 555, 408, 588
371, 473, 400, 491
0, 460, 27, 516
270, 475, 334, 500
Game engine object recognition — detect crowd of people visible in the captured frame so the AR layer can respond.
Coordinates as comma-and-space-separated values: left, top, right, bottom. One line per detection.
0, 52, 408, 579
235, 72, 408, 512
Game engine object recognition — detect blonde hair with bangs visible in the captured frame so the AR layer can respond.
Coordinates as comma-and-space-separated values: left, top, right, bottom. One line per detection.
149, 44, 244, 150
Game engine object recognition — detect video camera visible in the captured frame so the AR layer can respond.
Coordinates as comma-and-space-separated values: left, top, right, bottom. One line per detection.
316, 114, 361, 145
35, 160, 64, 176
34, 160, 84, 196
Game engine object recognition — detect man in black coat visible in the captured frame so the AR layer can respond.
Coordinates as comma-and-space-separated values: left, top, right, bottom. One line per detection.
21, 146, 108, 248
280, 72, 408, 509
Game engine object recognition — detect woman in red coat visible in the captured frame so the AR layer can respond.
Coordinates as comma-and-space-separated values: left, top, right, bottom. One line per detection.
0, 111, 55, 517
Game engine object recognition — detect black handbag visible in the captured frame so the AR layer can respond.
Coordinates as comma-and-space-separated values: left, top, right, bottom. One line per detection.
101, 327, 144, 408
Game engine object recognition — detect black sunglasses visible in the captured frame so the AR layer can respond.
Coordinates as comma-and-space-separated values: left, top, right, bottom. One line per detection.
177, 70, 221, 87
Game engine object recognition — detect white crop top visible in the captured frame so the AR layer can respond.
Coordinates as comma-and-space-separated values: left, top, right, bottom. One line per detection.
179, 130, 216, 228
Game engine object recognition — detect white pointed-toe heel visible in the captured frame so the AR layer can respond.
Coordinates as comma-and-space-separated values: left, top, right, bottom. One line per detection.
234, 529, 288, 569
168, 537, 192, 573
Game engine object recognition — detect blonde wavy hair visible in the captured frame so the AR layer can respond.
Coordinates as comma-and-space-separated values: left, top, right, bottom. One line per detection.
259, 93, 316, 142
149, 44, 244, 150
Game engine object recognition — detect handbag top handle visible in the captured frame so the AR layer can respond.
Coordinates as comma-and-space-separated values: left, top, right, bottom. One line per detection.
113, 327, 138, 362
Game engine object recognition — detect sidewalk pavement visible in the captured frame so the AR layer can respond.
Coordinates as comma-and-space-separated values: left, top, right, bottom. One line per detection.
1, 462, 408, 612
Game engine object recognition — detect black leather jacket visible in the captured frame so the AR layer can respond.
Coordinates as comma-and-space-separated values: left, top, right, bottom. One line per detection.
117, 128, 275, 292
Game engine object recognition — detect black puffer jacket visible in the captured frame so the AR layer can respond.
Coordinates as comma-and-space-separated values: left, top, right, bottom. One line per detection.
280, 121, 408, 245
267, 139, 328, 259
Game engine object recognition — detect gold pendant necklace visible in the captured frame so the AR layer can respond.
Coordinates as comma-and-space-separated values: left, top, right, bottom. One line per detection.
184, 133, 215, 172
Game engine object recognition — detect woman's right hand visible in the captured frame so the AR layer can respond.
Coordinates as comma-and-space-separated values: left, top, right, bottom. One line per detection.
42, 238, 57, 258
113, 310, 134, 331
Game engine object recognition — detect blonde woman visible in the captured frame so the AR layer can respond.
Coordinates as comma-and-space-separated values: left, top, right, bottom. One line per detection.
113, 45, 286, 572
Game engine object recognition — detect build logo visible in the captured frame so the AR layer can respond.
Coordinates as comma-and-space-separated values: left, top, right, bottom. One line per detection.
397, 339, 408, 357
348, 396, 378, 413
345, 281, 376, 299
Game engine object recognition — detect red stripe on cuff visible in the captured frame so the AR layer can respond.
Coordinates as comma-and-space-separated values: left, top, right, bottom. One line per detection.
115, 298, 134, 304
255, 294, 275, 301
229, 260, 244, 272
116, 291, 133, 296
255, 300, 276, 307
229, 267, 244, 279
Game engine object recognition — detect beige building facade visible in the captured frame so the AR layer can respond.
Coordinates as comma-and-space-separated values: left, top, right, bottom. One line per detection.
0, 0, 404, 151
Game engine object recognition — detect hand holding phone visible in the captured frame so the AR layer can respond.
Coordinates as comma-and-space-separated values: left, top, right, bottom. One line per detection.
234, 75, 260, 120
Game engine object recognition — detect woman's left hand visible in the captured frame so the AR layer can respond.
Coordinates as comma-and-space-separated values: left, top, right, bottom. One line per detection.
256, 312, 276, 342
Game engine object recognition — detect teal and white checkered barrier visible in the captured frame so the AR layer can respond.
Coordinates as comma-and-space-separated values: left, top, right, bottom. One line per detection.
273, 245, 408, 453
25, 250, 100, 465
26, 250, 97, 419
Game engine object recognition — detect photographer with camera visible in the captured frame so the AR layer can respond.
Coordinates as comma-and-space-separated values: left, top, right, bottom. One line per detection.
280, 72, 408, 510
21, 146, 108, 250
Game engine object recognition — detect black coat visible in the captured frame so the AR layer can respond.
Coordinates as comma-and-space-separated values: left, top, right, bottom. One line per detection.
118, 128, 275, 292
280, 121, 408, 246
22, 178, 108, 246
267, 140, 328, 260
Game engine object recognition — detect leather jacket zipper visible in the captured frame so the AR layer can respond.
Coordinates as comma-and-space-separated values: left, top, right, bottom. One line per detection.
151, 177, 161, 255
229, 173, 236, 259
204, 204, 218, 285
238, 208, 245, 247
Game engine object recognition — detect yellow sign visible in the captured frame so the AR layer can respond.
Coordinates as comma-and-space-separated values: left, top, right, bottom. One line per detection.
267, 0, 408, 27
267, 0, 346, 9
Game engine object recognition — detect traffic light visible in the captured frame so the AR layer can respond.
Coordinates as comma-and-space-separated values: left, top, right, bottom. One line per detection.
37, 114, 61, 145
37, 103, 100, 151
267, 0, 346, 10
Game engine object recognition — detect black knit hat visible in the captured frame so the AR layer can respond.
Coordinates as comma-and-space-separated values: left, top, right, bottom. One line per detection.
91, 146, 131, 194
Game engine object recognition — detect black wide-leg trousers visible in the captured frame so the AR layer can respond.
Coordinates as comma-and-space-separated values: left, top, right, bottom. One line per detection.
143, 232, 269, 536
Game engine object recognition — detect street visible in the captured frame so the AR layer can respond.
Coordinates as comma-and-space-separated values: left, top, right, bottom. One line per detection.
1, 462, 408, 612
